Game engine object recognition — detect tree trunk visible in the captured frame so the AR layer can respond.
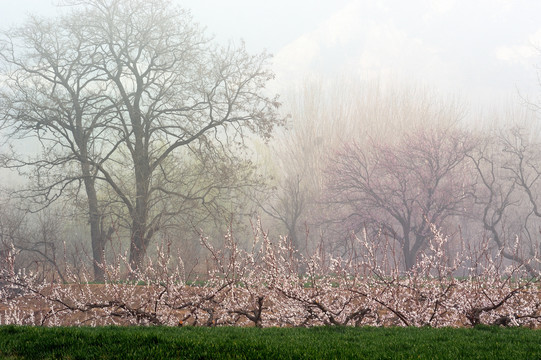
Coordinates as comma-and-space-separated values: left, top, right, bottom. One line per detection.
129, 216, 147, 272
128, 176, 150, 271
82, 166, 106, 282
128, 110, 151, 272
402, 229, 415, 270
404, 251, 415, 271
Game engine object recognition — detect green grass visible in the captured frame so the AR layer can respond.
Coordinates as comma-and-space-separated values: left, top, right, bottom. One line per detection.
0, 325, 540, 359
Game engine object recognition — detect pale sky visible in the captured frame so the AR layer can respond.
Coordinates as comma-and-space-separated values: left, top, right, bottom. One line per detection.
2, 0, 541, 110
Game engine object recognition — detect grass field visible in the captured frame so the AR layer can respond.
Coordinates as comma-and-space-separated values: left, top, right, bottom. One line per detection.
1, 325, 540, 359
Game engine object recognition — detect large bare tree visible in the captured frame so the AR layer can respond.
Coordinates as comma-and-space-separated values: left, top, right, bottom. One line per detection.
0, 12, 118, 280
0, 0, 282, 276
260, 80, 467, 256
325, 126, 475, 269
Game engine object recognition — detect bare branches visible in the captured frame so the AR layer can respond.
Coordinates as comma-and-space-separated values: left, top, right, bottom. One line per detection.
0, 0, 283, 277
325, 127, 475, 269
467, 127, 541, 277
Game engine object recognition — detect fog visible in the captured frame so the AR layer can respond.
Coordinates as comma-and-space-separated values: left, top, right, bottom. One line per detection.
2, 1, 541, 106
0, 0, 541, 300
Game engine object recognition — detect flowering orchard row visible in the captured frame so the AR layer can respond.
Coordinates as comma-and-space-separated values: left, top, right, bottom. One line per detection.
1, 224, 540, 328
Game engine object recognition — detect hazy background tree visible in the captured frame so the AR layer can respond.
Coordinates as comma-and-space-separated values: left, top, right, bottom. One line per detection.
467, 117, 541, 276
260, 78, 469, 258
0, 199, 74, 283
324, 125, 474, 269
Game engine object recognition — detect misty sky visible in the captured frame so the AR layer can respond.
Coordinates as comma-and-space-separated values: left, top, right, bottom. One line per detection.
2, 0, 541, 110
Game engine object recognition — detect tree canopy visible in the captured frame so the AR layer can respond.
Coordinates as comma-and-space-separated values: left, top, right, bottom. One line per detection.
0, 0, 283, 278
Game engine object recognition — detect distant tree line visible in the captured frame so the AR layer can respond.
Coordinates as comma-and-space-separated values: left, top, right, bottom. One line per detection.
1, 0, 540, 281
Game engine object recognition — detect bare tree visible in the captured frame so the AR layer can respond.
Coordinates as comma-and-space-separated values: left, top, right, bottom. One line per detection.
0, 204, 25, 278
0, 0, 283, 274
0, 14, 117, 280
82, 0, 282, 269
0, 201, 70, 283
325, 126, 475, 269
467, 126, 541, 276
259, 174, 306, 251
260, 79, 467, 255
